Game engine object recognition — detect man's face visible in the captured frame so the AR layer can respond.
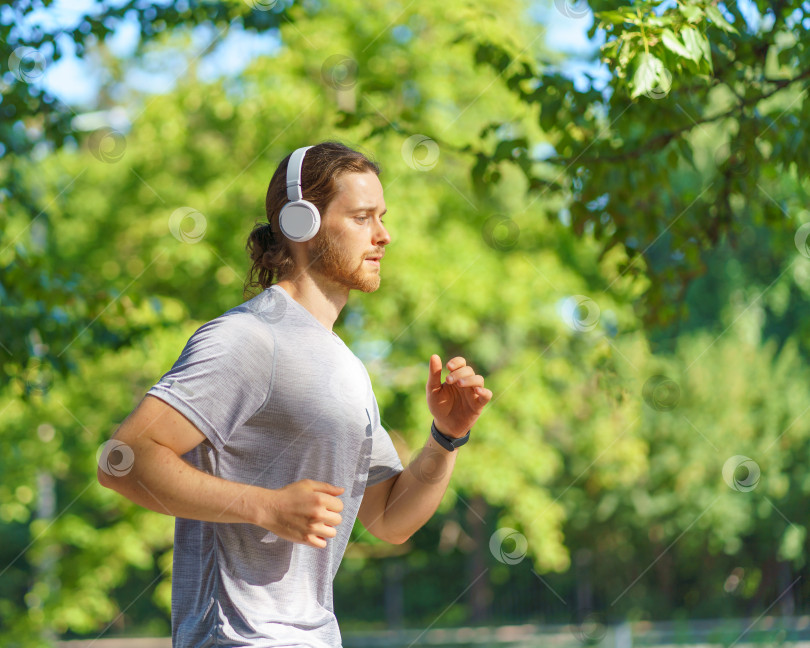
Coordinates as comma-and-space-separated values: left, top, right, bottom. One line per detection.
306, 171, 391, 293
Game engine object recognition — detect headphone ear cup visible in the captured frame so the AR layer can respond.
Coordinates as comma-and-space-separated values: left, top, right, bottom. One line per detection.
279, 200, 321, 242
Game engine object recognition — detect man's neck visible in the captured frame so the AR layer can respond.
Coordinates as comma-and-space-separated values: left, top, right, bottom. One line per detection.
275, 276, 348, 332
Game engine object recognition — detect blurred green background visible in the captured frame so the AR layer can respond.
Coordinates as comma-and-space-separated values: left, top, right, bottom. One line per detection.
2, 0, 810, 645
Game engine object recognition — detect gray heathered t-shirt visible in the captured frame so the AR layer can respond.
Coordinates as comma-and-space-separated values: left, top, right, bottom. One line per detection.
146, 284, 404, 648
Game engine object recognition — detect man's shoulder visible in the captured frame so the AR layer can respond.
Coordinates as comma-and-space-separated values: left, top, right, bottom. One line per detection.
192, 298, 279, 351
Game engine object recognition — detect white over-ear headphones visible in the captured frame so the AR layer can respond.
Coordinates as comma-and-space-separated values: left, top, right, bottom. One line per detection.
278, 145, 321, 242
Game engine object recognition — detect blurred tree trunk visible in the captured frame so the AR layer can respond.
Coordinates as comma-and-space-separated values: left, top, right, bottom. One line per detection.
466, 495, 491, 624
384, 560, 404, 629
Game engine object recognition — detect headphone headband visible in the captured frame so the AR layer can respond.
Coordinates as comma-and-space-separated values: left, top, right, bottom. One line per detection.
286, 145, 314, 202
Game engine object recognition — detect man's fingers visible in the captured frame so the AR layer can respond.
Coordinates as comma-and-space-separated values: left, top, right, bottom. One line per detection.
473, 387, 493, 401
325, 511, 343, 527
311, 480, 344, 495
446, 367, 475, 384
446, 357, 466, 371
451, 374, 483, 388
427, 354, 443, 389
313, 523, 338, 538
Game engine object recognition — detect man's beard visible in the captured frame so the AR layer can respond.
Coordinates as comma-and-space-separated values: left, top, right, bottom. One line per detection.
307, 229, 381, 293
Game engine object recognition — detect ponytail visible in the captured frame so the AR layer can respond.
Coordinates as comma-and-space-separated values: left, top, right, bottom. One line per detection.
244, 221, 295, 296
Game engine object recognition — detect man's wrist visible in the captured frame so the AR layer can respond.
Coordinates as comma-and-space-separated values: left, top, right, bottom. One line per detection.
430, 420, 470, 452
243, 484, 273, 527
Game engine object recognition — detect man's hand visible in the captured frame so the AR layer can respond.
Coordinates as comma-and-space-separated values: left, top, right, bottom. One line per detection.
99, 397, 345, 549
259, 479, 345, 549
426, 354, 492, 438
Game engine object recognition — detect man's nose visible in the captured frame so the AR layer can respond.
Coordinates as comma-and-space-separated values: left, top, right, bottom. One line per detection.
374, 220, 391, 246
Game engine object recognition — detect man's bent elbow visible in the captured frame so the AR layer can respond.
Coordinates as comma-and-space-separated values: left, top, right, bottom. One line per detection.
97, 465, 121, 491
388, 531, 411, 545
97, 464, 135, 493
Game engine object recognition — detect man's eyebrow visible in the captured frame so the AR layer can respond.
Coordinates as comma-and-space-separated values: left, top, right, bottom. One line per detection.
349, 206, 387, 215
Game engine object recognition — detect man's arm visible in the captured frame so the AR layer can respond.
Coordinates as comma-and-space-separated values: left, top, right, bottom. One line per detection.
358, 353, 491, 545
358, 432, 458, 545
98, 395, 345, 549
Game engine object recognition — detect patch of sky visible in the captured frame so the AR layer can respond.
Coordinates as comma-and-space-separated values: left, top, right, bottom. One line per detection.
13, 0, 281, 109
529, 0, 610, 93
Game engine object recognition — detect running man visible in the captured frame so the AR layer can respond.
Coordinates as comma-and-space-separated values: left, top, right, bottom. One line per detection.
98, 141, 492, 647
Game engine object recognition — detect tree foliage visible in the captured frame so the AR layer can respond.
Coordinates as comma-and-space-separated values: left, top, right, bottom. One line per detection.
1, 0, 809, 643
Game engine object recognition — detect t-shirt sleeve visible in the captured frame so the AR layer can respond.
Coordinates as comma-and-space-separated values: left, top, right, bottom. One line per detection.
146, 314, 275, 451
366, 391, 404, 488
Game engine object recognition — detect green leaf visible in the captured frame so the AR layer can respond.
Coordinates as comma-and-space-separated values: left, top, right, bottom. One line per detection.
681, 27, 704, 62
676, 136, 696, 169
597, 9, 634, 25
697, 31, 713, 71
706, 5, 738, 34
631, 52, 665, 98
679, 4, 703, 22
661, 28, 692, 60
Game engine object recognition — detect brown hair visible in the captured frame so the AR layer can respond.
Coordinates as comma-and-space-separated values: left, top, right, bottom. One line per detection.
244, 141, 381, 296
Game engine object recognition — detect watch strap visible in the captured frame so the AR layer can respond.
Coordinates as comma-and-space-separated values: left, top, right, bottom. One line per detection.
431, 420, 470, 451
